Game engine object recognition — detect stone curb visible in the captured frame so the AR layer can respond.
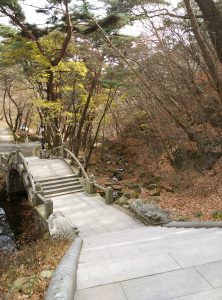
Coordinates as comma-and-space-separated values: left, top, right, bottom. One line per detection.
166, 221, 222, 228
45, 238, 83, 300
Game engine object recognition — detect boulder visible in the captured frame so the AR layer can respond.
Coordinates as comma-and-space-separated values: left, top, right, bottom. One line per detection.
117, 195, 129, 206
111, 184, 124, 191
40, 270, 53, 279
130, 199, 170, 225
10, 276, 37, 294
48, 212, 79, 240
146, 183, 159, 190
150, 191, 161, 197
148, 196, 161, 203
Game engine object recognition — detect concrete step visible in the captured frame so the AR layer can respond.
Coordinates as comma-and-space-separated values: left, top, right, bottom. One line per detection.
42, 181, 81, 190
40, 178, 79, 187
80, 227, 221, 255
36, 174, 77, 184
45, 189, 84, 198
77, 228, 222, 290
44, 185, 83, 195
81, 226, 216, 250
79, 228, 222, 269
77, 251, 181, 290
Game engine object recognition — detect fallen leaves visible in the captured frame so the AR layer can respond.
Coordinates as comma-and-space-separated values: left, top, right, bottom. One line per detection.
0, 236, 71, 299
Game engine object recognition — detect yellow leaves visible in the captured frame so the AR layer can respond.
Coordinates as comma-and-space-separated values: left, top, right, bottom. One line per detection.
133, 110, 147, 118
33, 99, 62, 114
66, 61, 88, 77
140, 124, 148, 130
39, 31, 76, 56
62, 111, 73, 118
52, 61, 88, 78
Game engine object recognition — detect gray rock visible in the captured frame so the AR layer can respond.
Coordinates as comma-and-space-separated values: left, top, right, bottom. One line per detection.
40, 270, 53, 279
150, 191, 161, 197
148, 196, 161, 203
10, 277, 36, 294
130, 199, 170, 225
117, 196, 129, 206
147, 184, 159, 190
48, 211, 79, 240
123, 205, 130, 209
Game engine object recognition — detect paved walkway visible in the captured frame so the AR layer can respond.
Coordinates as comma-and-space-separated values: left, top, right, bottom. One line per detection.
75, 226, 222, 300
42, 179, 222, 300
52, 192, 143, 238
0, 128, 13, 143
0, 127, 39, 156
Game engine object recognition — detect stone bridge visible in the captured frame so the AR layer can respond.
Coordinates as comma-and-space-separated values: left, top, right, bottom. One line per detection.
1, 129, 222, 300
0, 145, 114, 234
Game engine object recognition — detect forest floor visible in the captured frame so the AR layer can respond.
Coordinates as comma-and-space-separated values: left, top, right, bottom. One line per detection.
0, 173, 71, 300
0, 236, 70, 300
89, 136, 222, 222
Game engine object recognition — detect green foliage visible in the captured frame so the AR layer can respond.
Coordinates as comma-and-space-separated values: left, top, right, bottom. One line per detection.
0, 0, 25, 20
212, 210, 222, 220
33, 99, 62, 118
103, 0, 169, 14
0, 25, 17, 38
193, 211, 203, 218
102, 67, 130, 88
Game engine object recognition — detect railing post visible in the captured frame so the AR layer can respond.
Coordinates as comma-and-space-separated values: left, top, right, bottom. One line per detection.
43, 149, 47, 159
77, 167, 82, 177
32, 182, 43, 205
105, 187, 114, 204
35, 182, 43, 195
44, 199, 53, 218
27, 174, 33, 189
33, 145, 41, 157
16, 146, 21, 163
85, 174, 97, 194
10, 151, 16, 165
61, 143, 67, 158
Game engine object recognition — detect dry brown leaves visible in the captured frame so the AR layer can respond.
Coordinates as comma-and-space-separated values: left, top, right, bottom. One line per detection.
0, 235, 71, 299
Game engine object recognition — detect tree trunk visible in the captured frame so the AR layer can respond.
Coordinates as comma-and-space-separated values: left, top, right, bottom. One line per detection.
195, 0, 222, 62
184, 0, 222, 101
74, 77, 98, 157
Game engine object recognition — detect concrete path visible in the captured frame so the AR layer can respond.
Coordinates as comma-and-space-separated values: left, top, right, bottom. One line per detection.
51, 192, 143, 238
0, 126, 39, 156
75, 226, 222, 300
43, 175, 222, 300
25, 157, 74, 180
0, 127, 13, 143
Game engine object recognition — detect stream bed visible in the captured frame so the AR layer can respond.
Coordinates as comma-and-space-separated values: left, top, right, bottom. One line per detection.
0, 192, 37, 251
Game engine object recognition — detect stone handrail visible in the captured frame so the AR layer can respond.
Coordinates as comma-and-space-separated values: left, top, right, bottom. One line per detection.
17, 151, 36, 193
38, 145, 113, 204
47, 146, 89, 181
63, 148, 89, 181
94, 182, 113, 204
0, 153, 9, 166
94, 182, 107, 192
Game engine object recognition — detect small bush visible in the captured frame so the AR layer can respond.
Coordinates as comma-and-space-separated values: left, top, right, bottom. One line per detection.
212, 210, 222, 220
193, 211, 203, 218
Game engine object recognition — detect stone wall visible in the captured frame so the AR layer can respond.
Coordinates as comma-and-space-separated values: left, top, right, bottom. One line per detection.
33, 206, 49, 237
6, 169, 25, 194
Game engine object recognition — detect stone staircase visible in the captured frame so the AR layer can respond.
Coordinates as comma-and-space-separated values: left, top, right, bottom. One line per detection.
75, 226, 222, 300
36, 174, 84, 198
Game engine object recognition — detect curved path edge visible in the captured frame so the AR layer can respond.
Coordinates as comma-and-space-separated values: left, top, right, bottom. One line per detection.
45, 238, 83, 300
166, 221, 222, 228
